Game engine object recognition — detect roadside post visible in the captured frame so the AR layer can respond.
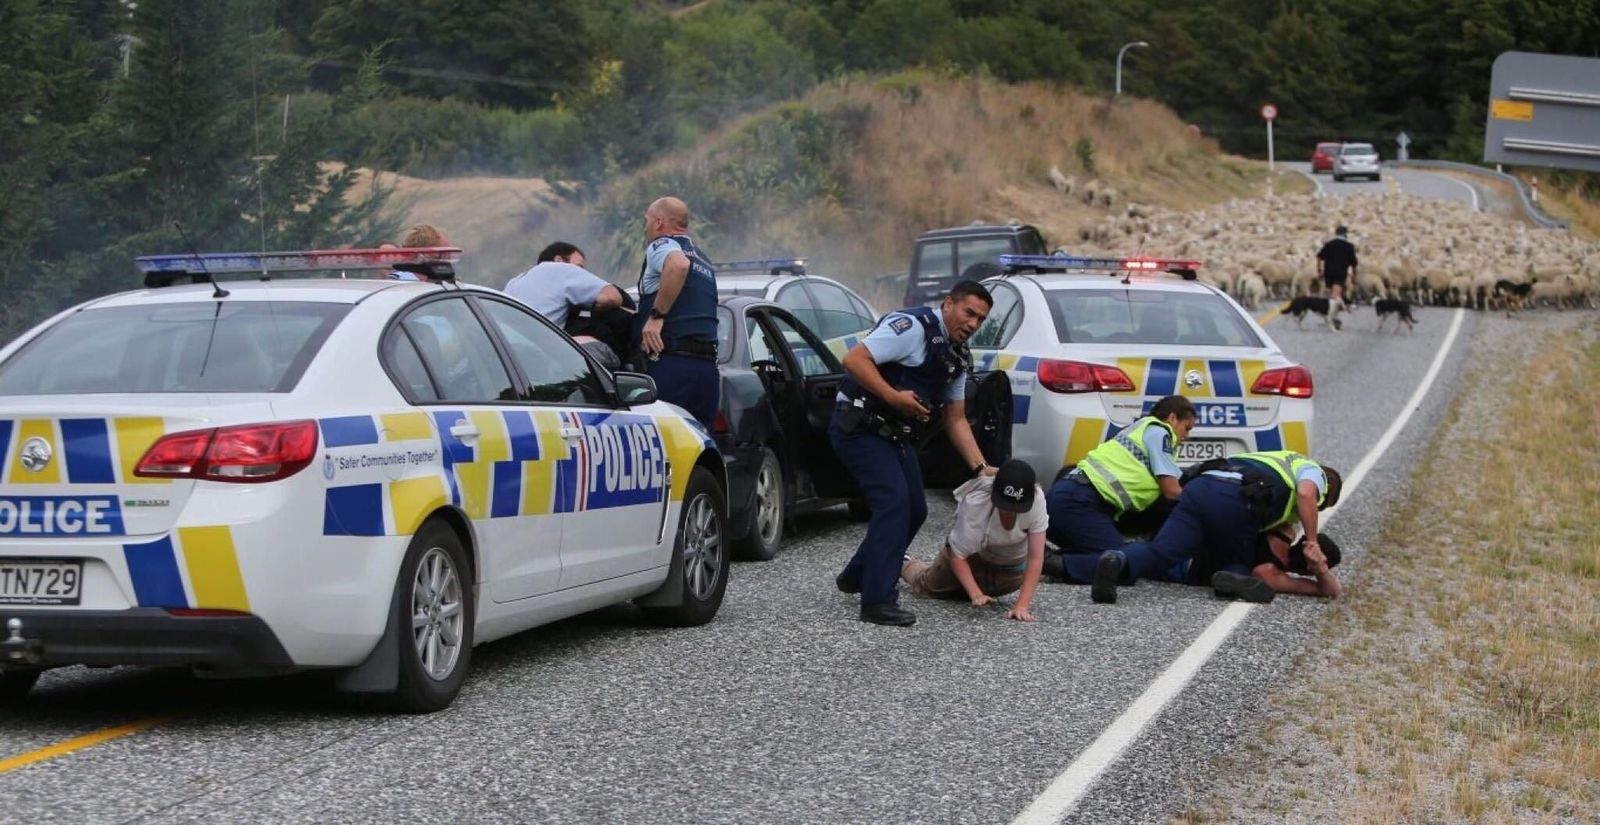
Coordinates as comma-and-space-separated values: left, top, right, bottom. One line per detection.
1396, 131, 1410, 162
1261, 104, 1277, 195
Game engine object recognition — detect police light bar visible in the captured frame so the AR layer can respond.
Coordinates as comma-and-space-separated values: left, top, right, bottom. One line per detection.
135, 247, 462, 287
715, 257, 808, 276
999, 253, 1202, 274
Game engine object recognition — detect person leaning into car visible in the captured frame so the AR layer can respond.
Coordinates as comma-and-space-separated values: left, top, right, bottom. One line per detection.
831, 280, 995, 627
635, 196, 720, 429
1043, 395, 1197, 584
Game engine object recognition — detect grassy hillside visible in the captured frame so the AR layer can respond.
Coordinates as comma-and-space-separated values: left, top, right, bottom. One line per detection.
375, 73, 1294, 300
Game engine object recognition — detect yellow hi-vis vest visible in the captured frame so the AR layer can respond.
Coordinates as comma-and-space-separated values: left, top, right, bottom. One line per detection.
1078, 416, 1178, 515
1231, 450, 1325, 530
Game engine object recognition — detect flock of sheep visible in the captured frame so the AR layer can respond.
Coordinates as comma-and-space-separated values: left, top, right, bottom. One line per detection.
1067, 190, 1599, 312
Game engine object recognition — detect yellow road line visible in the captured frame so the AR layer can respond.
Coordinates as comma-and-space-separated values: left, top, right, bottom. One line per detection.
0, 716, 168, 774
1257, 302, 1289, 325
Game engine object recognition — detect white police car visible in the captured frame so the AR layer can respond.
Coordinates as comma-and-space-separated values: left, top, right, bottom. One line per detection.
973, 254, 1314, 483
0, 247, 727, 711
714, 258, 879, 358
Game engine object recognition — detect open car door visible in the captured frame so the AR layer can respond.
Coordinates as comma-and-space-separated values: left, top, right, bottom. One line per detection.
916, 369, 1013, 488
748, 307, 862, 502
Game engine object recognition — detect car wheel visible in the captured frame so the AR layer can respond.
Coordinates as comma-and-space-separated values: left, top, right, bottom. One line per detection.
388, 521, 474, 713
847, 500, 871, 522
641, 466, 728, 626
734, 447, 785, 561
1332, 174, 1344, 182
1372, 174, 1381, 182
0, 668, 42, 703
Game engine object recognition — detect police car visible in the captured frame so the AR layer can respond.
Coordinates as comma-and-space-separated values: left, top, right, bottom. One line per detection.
974, 254, 1314, 484
713, 259, 880, 358
0, 248, 727, 712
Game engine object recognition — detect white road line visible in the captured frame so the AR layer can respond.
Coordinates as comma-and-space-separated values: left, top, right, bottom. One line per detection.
1012, 308, 1468, 825
1452, 177, 1481, 212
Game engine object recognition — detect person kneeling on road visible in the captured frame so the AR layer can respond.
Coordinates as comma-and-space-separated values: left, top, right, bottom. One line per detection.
1083, 450, 1342, 604
901, 459, 1047, 622
1206, 529, 1344, 603
1043, 395, 1197, 583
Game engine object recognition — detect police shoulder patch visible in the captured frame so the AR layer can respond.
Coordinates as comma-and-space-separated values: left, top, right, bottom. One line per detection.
648, 237, 677, 252
888, 315, 914, 334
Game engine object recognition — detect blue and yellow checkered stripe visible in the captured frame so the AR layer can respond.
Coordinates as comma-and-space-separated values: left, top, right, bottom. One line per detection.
121, 526, 250, 611
319, 409, 702, 538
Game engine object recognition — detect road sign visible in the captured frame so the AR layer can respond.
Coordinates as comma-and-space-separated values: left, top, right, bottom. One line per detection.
1396, 131, 1410, 162
1261, 104, 1278, 121
1484, 51, 1600, 173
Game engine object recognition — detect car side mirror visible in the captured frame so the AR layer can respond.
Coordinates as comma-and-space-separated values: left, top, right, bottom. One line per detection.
614, 371, 657, 406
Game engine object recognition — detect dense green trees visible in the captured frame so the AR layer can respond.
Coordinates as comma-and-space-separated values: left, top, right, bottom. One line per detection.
4, 0, 1596, 338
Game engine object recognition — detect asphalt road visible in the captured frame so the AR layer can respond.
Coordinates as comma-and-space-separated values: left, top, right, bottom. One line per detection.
1288, 161, 1489, 211
0, 168, 1491, 824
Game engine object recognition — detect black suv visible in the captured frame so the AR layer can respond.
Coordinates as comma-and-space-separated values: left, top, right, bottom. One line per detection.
903, 222, 1048, 307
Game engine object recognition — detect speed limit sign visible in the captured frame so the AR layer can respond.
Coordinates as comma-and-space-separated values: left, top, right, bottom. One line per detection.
1261, 104, 1278, 121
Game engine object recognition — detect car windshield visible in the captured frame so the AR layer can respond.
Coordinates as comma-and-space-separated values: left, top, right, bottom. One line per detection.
1342, 144, 1375, 155
0, 301, 348, 394
1045, 288, 1262, 347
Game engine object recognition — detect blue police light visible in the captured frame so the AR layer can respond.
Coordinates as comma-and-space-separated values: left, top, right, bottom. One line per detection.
714, 258, 808, 276
135, 247, 463, 287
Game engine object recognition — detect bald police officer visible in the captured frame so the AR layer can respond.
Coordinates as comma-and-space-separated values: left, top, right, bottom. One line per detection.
636, 197, 719, 429
832, 280, 996, 626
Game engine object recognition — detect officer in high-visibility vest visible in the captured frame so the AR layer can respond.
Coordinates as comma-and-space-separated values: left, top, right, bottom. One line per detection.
832, 280, 996, 627
1085, 450, 1342, 604
1043, 395, 1196, 584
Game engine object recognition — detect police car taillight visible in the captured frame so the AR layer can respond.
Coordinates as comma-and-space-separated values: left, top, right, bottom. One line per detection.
1036, 359, 1135, 394
1251, 366, 1314, 399
136, 420, 319, 483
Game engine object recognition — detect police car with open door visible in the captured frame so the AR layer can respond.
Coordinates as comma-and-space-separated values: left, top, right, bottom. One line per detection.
0, 247, 727, 712
713, 258, 880, 360
972, 254, 1314, 485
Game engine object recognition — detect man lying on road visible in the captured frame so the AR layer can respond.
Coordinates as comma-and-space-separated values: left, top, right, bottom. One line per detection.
1070, 450, 1342, 604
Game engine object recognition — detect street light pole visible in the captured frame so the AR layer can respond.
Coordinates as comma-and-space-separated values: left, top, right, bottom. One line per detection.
1115, 41, 1149, 96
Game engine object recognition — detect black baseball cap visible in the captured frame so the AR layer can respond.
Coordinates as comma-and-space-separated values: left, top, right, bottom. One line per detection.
1288, 532, 1342, 573
992, 459, 1036, 513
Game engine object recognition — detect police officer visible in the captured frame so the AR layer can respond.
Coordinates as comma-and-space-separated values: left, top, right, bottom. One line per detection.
1085, 450, 1342, 604
635, 197, 719, 429
832, 280, 996, 626
1043, 395, 1197, 583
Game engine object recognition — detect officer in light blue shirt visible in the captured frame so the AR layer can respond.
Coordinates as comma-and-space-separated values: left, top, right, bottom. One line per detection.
634, 197, 720, 429
830, 281, 997, 627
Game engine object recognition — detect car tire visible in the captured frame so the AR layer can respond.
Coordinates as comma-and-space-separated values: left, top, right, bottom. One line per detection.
847, 500, 871, 522
387, 521, 474, 713
640, 466, 728, 627
0, 668, 42, 703
734, 447, 785, 561
1332, 174, 1344, 182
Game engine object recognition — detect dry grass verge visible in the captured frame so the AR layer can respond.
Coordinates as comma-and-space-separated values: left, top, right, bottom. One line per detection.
1180, 312, 1600, 823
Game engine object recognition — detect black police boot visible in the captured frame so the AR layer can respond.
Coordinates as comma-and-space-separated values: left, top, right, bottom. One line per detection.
860, 603, 916, 627
1041, 550, 1066, 581
835, 570, 860, 595
1211, 571, 1276, 604
1091, 550, 1124, 604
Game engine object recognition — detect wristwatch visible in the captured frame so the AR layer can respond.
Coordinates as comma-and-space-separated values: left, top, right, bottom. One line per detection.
648, 307, 667, 320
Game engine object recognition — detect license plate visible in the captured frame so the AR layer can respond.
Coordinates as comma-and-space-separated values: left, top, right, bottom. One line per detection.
0, 559, 84, 606
1178, 440, 1229, 463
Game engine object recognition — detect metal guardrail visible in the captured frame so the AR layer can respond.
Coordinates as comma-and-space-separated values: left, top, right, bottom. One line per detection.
1389, 159, 1570, 231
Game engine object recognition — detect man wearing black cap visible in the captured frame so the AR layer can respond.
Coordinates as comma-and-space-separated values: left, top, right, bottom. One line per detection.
1207, 530, 1344, 602
900, 459, 1048, 622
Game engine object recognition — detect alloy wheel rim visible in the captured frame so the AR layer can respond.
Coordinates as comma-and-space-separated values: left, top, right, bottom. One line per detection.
754, 461, 781, 546
411, 547, 464, 681
682, 493, 723, 599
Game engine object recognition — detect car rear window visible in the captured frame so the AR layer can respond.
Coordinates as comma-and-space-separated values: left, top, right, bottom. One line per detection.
1045, 288, 1262, 347
1342, 144, 1375, 155
0, 302, 348, 394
